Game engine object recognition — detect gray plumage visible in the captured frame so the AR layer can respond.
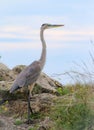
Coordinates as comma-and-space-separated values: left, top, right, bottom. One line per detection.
10, 61, 41, 93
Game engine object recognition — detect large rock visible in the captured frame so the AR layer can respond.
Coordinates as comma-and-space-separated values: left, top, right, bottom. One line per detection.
0, 63, 14, 81
12, 65, 26, 75
0, 63, 63, 130
36, 73, 58, 93
12, 65, 61, 93
9, 93, 56, 114
0, 63, 10, 71
0, 63, 63, 98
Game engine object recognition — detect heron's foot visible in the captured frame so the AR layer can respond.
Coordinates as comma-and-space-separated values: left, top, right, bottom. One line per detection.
25, 119, 34, 124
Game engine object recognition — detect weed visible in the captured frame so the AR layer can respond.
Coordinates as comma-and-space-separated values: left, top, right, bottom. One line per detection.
30, 112, 44, 120
50, 84, 94, 130
0, 77, 4, 81
57, 87, 70, 95
28, 127, 38, 130
14, 119, 23, 125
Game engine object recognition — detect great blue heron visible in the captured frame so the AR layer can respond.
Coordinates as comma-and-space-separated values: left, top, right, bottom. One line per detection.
10, 23, 64, 123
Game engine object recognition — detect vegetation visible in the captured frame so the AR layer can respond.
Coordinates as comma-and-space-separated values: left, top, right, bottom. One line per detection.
28, 127, 38, 130
50, 84, 94, 130
14, 119, 23, 125
0, 101, 8, 114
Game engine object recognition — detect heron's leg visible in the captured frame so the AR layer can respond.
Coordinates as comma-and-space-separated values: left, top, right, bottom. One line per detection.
26, 90, 33, 124
27, 90, 33, 123
28, 84, 35, 114
26, 85, 35, 124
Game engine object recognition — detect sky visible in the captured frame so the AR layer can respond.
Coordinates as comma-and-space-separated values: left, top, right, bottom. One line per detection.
0, 0, 94, 84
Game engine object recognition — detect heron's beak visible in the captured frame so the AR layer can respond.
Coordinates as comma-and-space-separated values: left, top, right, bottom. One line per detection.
53, 24, 64, 27
49, 24, 64, 29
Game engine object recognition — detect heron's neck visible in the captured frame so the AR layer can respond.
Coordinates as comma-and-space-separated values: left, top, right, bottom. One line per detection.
39, 29, 46, 69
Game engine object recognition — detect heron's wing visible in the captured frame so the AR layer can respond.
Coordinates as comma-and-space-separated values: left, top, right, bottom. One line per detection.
10, 61, 41, 93
16, 61, 41, 87
19, 61, 41, 86
25, 61, 41, 86
10, 70, 27, 93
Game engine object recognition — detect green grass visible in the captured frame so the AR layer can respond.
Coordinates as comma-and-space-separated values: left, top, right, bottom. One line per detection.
28, 128, 35, 130
0, 77, 4, 81
14, 119, 23, 125
0, 101, 8, 114
57, 87, 70, 95
30, 112, 44, 120
49, 84, 94, 130
28, 127, 38, 130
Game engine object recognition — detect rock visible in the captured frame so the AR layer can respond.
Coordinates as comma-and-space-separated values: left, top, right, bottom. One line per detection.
0, 81, 13, 91
12, 65, 26, 74
30, 93, 56, 113
0, 63, 14, 81
38, 117, 52, 130
0, 63, 10, 71
38, 126, 46, 130
12, 65, 61, 93
0, 115, 22, 130
0, 63, 63, 102
0, 70, 14, 81
0, 74, 60, 95
36, 73, 58, 93
8, 93, 56, 117
0, 120, 5, 127
0, 63, 63, 130
0, 64, 63, 95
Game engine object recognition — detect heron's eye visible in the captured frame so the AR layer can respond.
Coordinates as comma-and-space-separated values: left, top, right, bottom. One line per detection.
42, 24, 46, 27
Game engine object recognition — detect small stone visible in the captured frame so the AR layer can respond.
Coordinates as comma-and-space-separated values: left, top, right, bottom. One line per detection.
38, 126, 46, 130
0, 120, 5, 127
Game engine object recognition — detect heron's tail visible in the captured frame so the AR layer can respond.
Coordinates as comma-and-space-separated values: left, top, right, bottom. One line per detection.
10, 85, 19, 93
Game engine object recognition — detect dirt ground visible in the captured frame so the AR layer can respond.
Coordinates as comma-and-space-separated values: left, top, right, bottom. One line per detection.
0, 115, 35, 130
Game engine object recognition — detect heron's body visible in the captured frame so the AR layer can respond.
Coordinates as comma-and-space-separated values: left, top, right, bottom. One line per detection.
9, 23, 64, 124
10, 61, 41, 93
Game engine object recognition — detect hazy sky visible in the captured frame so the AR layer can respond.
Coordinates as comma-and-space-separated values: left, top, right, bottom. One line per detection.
0, 0, 94, 84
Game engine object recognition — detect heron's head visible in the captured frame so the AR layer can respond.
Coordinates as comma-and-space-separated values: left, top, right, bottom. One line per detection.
41, 23, 64, 30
